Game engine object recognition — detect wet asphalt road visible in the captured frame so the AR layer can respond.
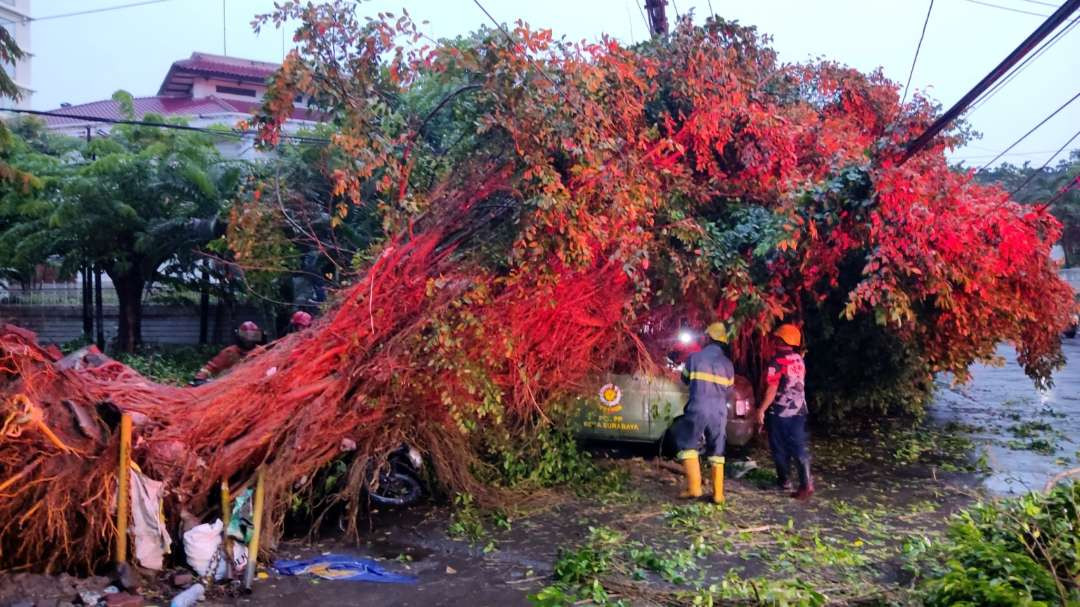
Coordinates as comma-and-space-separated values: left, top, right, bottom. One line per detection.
931, 336, 1080, 495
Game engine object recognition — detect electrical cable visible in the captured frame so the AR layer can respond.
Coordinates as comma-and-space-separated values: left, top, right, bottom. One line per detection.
961, 0, 1049, 17
954, 148, 1060, 159
967, 13, 1079, 115
1016, 0, 1059, 7
32, 0, 175, 22
901, 0, 1080, 163
636, 0, 651, 32
977, 89, 1080, 169
1036, 174, 1079, 212
902, 0, 935, 105
1010, 128, 1080, 195
0, 107, 330, 145
470, 0, 576, 109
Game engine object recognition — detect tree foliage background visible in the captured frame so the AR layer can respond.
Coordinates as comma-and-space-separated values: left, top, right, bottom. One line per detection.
0, 94, 246, 351
249, 1, 1073, 419
975, 150, 1080, 268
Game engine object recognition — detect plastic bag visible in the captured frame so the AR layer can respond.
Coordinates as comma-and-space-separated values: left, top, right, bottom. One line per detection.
182, 520, 225, 579
274, 554, 416, 584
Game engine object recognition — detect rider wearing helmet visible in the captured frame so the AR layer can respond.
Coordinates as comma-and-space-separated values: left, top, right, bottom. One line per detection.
191, 321, 263, 385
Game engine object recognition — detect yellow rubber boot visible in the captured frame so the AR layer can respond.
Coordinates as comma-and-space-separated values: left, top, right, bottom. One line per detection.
708, 456, 725, 504
677, 451, 702, 499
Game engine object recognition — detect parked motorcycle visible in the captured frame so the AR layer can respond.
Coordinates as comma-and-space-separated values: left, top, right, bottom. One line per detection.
368, 444, 425, 507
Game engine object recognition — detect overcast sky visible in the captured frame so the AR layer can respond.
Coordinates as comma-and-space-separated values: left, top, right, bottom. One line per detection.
28, 0, 1080, 167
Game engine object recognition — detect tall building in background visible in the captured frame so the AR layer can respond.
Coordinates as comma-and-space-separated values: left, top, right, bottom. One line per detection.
0, 0, 31, 108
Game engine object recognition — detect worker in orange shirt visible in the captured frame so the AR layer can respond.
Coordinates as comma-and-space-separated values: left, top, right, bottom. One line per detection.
190, 321, 263, 386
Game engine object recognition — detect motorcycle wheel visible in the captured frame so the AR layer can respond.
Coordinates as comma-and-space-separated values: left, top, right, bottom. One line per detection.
370, 470, 422, 506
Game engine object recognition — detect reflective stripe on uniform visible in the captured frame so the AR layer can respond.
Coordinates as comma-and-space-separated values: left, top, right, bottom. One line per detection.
676, 449, 699, 461
688, 371, 734, 386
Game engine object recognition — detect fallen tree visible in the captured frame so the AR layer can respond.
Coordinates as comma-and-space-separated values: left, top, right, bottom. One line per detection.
1, 1, 1073, 572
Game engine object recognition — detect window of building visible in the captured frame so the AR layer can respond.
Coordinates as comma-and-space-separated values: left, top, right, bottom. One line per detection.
215, 85, 257, 97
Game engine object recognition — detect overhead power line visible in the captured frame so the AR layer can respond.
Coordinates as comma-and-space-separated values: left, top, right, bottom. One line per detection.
901, 0, 1080, 164
954, 148, 1064, 159
961, 0, 1049, 18
1016, 0, 1060, 7
1036, 174, 1079, 212
978, 89, 1080, 169
1011, 128, 1080, 196
902, 0, 935, 105
0, 107, 330, 145
32, 0, 175, 22
966, 13, 1080, 116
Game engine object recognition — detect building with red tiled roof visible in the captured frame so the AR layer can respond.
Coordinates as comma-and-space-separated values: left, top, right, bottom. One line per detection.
40, 52, 322, 157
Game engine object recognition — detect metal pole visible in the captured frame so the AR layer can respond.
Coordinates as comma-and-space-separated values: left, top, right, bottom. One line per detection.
644, 0, 668, 36
221, 480, 232, 578
82, 265, 93, 339
94, 266, 105, 350
115, 413, 132, 564
243, 468, 265, 589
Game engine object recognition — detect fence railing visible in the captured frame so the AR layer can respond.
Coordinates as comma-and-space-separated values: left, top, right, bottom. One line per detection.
0, 284, 219, 307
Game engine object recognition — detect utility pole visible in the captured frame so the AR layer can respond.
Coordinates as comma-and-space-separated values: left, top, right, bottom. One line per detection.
901, 0, 1080, 164
645, 0, 669, 37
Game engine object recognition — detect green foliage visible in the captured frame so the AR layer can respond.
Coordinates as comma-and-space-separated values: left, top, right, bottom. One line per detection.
0, 99, 248, 350
914, 482, 1080, 606
446, 492, 487, 543
113, 346, 218, 386
477, 410, 627, 494
890, 421, 988, 473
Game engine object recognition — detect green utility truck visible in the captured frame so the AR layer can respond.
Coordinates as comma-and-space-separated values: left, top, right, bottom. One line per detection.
574, 370, 757, 450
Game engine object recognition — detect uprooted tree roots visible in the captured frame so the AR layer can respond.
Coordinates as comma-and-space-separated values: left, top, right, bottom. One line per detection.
0, 185, 639, 571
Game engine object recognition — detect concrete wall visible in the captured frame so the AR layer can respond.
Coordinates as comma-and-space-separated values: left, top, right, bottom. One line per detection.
1061, 268, 1080, 294
0, 303, 271, 347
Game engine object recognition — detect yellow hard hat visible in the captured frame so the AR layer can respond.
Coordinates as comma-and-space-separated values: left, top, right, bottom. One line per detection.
706, 322, 729, 344
774, 324, 802, 347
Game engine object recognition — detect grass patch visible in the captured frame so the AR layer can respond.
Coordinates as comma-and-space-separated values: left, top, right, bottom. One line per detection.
908, 482, 1080, 606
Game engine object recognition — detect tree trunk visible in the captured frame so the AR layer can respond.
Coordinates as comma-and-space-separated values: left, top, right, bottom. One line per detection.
199, 267, 210, 345
111, 272, 146, 353
94, 267, 105, 350
81, 265, 93, 340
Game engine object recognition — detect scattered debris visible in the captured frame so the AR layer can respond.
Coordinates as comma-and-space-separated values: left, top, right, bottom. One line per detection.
274, 555, 416, 584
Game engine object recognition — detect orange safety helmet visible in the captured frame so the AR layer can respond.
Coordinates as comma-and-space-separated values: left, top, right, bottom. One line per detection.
773, 323, 802, 347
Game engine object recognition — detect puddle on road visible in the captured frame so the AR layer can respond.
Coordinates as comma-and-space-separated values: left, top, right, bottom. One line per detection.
930, 340, 1080, 495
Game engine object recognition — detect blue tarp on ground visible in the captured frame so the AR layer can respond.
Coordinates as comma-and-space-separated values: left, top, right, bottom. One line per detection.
273, 554, 417, 584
